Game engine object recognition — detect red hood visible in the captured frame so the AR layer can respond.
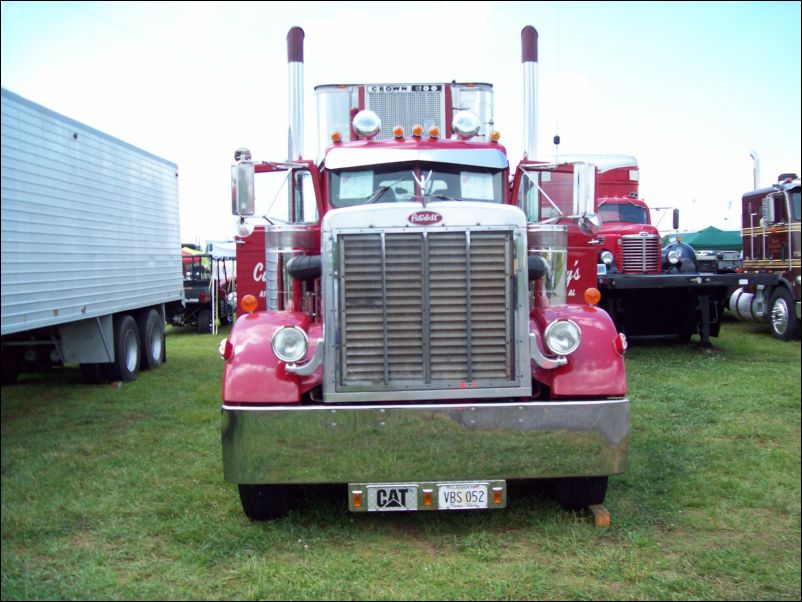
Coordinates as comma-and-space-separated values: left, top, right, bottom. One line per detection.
599, 222, 659, 237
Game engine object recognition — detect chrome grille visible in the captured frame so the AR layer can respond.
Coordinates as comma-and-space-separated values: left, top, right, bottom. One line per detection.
621, 234, 661, 273
338, 230, 514, 389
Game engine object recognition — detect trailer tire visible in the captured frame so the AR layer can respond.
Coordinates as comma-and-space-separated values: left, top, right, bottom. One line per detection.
238, 484, 297, 521
197, 308, 213, 334
769, 288, 800, 341
137, 309, 165, 370
552, 476, 608, 511
105, 314, 141, 382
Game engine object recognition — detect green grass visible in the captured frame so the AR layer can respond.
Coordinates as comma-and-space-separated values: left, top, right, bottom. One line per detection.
2, 320, 800, 600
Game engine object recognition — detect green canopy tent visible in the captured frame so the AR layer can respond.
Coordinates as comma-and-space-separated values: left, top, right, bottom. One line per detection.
662, 226, 742, 251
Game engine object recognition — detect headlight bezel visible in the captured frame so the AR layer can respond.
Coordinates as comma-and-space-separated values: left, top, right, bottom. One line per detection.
544, 319, 582, 356
271, 326, 309, 363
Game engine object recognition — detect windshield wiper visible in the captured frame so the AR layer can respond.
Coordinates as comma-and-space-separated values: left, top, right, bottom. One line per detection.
364, 177, 407, 204
427, 194, 463, 202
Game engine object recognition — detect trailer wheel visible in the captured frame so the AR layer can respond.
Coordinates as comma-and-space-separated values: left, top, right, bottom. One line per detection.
197, 307, 213, 334
137, 309, 165, 370
552, 476, 608, 511
237, 484, 297, 521
769, 288, 800, 341
105, 314, 141, 382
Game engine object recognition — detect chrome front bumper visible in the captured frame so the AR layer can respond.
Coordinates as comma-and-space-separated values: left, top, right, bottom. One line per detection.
222, 399, 629, 484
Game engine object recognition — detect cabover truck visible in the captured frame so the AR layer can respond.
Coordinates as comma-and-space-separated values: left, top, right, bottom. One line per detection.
728, 173, 800, 340
1, 88, 182, 384
220, 26, 629, 520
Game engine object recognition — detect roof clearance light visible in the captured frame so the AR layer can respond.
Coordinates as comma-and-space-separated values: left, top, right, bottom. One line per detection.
452, 110, 481, 139
331, 131, 342, 143
428, 126, 440, 139
490, 131, 501, 142
412, 124, 424, 137
352, 110, 381, 139
393, 126, 404, 139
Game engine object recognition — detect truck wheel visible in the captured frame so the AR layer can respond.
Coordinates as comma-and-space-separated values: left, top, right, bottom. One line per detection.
237, 484, 297, 521
137, 309, 165, 370
552, 476, 608, 511
769, 288, 800, 341
105, 314, 141, 382
197, 308, 213, 334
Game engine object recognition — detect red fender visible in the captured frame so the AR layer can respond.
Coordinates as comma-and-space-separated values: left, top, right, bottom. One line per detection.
531, 305, 627, 398
222, 311, 322, 404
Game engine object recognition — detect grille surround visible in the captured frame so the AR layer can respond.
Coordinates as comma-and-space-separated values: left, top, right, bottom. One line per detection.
322, 219, 531, 403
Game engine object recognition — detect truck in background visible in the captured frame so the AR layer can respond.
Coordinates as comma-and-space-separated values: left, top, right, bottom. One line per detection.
728, 173, 800, 340
511, 155, 750, 345
220, 26, 629, 520
1, 88, 183, 384
169, 247, 236, 333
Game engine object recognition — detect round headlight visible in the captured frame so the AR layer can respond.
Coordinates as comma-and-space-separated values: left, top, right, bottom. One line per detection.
667, 249, 680, 265
352, 110, 382, 139
271, 326, 309, 363
544, 320, 581, 355
600, 250, 615, 265
452, 110, 481, 139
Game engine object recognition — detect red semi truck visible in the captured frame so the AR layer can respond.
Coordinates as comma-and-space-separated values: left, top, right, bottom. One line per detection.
729, 173, 800, 340
220, 26, 629, 520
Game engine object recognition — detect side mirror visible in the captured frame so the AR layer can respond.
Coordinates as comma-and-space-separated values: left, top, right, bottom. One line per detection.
672, 208, 680, 230
577, 212, 601, 236
232, 161, 255, 216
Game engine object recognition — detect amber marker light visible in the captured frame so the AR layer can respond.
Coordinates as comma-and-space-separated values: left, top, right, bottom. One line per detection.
493, 487, 504, 506
489, 131, 501, 142
412, 124, 423, 137
428, 126, 440, 139
331, 131, 342, 143
393, 125, 404, 139
584, 287, 601, 306
423, 489, 434, 507
241, 294, 258, 314
352, 490, 363, 509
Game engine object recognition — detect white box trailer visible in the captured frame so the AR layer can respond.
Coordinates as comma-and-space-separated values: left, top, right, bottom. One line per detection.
1, 88, 183, 383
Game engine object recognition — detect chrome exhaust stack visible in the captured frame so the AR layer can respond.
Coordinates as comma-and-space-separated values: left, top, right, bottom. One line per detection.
521, 25, 539, 160
287, 26, 305, 161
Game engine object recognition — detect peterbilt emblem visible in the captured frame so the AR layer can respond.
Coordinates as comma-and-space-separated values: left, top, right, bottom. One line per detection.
408, 210, 443, 226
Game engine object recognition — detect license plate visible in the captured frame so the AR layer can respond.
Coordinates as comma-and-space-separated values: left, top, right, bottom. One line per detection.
350, 480, 505, 512
438, 483, 488, 510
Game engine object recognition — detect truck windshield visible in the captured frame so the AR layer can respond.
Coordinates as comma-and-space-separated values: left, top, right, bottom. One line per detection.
329, 162, 504, 207
597, 202, 648, 224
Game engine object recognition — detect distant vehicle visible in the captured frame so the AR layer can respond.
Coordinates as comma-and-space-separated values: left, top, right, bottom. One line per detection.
729, 174, 800, 340
1, 88, 182, 384
167, 249, 236, 333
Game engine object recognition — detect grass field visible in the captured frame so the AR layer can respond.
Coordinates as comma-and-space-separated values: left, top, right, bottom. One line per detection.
1, 319, 800, 600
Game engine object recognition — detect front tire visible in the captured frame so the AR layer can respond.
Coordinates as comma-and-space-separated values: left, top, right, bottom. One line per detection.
769, 288, 800, 341
238, 484, 297, 521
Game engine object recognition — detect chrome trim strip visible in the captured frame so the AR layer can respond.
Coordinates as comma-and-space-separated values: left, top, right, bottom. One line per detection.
285, 338, 324, 376
222, 398, 630, 484
529, 333, 567, 369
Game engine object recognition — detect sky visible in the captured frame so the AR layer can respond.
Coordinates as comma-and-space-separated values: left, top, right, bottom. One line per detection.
2, 1, 800, 243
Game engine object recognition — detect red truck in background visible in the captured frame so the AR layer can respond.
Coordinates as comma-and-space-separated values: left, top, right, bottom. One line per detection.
220, 26, 629, 520
729, 173, 800, 340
